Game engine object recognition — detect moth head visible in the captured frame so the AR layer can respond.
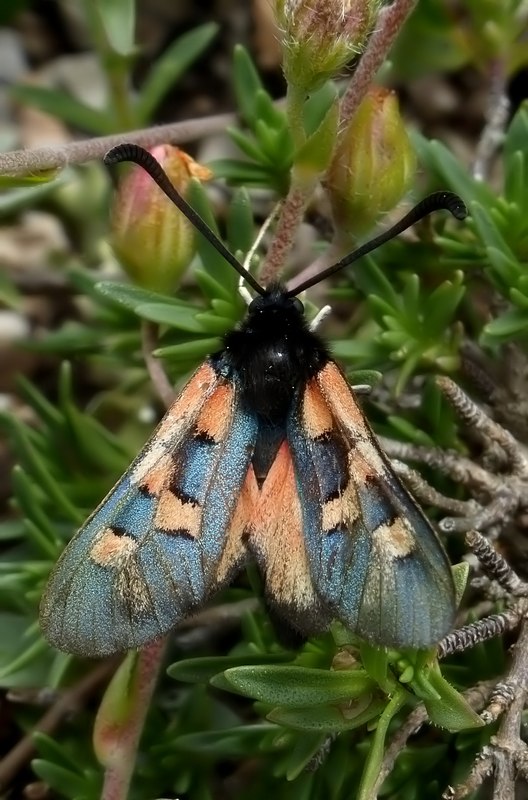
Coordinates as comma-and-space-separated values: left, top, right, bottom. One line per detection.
248, 288, 304, 317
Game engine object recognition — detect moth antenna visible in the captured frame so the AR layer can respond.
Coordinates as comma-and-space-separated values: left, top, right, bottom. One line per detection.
104, 143, 266, 297
289, 191, 467, 296
310, 304, 332, 332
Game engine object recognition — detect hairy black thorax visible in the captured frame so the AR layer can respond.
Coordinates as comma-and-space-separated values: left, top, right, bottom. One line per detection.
214, 285, 330, 423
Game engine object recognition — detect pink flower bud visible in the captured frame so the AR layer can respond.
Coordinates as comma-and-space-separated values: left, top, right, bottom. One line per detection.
110, 145, 212, 293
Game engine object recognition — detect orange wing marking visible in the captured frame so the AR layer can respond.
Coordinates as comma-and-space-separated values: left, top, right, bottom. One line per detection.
132, 363, 219, 483
372, 518, 415, 559
195, 383, 234, 442
90, 528, 138, 567
250, 442, 319, 610
302, 379, 334, 438
155, 491, 202, 536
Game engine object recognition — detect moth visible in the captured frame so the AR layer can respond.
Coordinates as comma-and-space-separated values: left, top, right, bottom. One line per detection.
40, 143, 466, 658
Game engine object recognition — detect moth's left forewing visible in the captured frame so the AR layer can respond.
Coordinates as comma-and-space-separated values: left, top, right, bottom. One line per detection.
290, 361, 455, 649
40, 363, 258, 656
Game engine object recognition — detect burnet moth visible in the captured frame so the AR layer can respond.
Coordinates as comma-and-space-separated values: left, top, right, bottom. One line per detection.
40, 143, 467, 658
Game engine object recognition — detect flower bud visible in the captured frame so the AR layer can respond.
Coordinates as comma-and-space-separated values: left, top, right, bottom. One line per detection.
326, 87, 417, 237
275, 0, 380, 92
110, 145, 212, 293
93, 650, 139, 768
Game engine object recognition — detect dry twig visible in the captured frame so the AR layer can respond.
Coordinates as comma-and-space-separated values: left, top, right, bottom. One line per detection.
380, 377, 528, 534
372, 682, 494, 798
140, 321, 176, 409
440, 533, 528, 799
0, 660, 116, 791
0, 113, 237, 177
445, 620, 528, 800
472, 61, 510, 182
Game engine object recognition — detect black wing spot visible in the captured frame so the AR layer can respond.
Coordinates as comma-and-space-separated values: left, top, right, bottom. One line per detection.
168, 484, 199, 506
193, 430, 216, 445
163, 528, 196, 540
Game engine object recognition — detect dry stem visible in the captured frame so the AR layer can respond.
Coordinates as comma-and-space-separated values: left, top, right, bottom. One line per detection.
0, 113, 236, 176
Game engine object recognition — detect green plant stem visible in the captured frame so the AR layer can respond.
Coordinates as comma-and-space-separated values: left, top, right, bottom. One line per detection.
357, 688, 408, 800
286, 84, 307, 151
106, 56, 136, 130
370, 681, 494, 798
83, 0, 136, 130
101, 638, 167, 800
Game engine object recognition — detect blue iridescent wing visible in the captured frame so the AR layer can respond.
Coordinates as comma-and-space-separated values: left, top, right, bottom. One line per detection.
40, 362, 258, 657
288, 361, 455, 649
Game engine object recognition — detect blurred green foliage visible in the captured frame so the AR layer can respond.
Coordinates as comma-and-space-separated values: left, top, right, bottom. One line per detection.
1, 0, 527, 798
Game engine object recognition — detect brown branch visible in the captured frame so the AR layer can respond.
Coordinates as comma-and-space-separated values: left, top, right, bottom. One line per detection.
380, 435, 521, 534
380, 437, 507, 501
447, 618, 528, 799
437, 377, 528, 479
472, 60, 510, 182
377, 371, 528, 535
443, 748, 494, 800
491, 617, 528, 799
140, 321, 175, 410
339, 0, 418, 131
481, 682, 517, 725
258, 177, 315, 286
390, 459, 480, 518
0, 113, 237, 176
8, 268, 76, 295
461, 342, 528, 441
437, 608, 523, 659
437, 535, 528, 658
0, 660, 116, 791
466, 531, 528, 597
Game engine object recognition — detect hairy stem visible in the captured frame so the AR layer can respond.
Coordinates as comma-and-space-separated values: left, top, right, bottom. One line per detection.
0, 112, 236, 176
339, 0, 418, 132
258, 173, 316, 286
100, 639, 167, 800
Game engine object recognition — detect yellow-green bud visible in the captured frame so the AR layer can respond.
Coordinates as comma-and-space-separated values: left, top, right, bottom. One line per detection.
275, 0, 380, 92
110, 144, 212, 293
325, 87, 417, 237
